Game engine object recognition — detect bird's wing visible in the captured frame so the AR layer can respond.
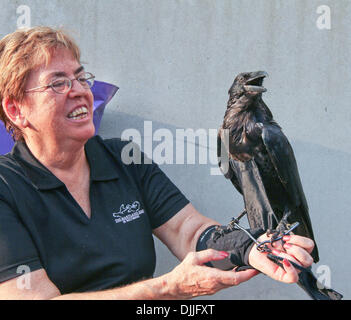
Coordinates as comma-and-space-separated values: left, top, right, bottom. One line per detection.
218, 128, 273, 229
261, 124, 319, 261
261, 125, 307, 210
217, 129, 242, 194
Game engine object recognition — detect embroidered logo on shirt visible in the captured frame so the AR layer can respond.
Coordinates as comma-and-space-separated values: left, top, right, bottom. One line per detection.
112, 201, 144, 224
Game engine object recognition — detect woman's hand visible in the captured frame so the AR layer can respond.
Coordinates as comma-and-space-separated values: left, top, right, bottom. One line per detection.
163, 249, 259, 299
248, 233, 315, 283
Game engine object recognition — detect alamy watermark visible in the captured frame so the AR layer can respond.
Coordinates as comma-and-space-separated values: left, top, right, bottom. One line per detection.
16, 5, 31, 29
316, 264, 332, 289
316, 5, 331, 30
120, 121, 229, 176
16, 265, 31, 290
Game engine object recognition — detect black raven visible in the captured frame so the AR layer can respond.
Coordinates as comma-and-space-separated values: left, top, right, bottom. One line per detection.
217, 71, 342, 300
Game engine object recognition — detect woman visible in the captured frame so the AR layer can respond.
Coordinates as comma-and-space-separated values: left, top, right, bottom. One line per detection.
0, 27, 314, 299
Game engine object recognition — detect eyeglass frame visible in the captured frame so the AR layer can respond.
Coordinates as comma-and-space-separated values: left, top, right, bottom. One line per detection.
24, 72, 95, 94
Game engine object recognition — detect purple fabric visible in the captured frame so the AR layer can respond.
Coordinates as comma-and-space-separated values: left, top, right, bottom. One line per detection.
91, 80, 119, 134
0, 124, 13, 155
0, 80, 118, 155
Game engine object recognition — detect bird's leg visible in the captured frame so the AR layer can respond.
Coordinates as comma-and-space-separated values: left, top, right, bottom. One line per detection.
266, 210, 279, 238
271, 207, 292, 246
276, 207, 292, 233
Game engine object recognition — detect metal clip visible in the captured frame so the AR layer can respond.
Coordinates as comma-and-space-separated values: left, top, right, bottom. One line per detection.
256, 221, 300, 253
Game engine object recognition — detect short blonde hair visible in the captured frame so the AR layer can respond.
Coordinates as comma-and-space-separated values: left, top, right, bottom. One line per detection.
0, 26, 81, 140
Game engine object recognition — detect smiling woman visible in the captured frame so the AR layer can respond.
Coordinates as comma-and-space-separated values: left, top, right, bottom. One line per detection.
0, 80, 118, 155
19, 48, 95, 149
0, 27, 82, 141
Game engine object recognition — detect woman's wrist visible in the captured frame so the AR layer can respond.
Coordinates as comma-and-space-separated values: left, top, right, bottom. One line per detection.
137, 274, 176, 300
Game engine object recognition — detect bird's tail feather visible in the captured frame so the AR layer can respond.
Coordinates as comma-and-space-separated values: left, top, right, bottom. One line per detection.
297, 268, 343, 300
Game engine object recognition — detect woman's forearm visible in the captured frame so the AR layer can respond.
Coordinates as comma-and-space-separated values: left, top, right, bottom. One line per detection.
51, 274, 175, 300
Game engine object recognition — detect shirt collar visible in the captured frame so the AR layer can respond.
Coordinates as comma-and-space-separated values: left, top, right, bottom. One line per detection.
11, 135, 119, 190
85, 135, 120, 182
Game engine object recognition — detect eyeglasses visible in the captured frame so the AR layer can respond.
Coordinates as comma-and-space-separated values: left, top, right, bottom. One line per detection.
25, 72, 95, 94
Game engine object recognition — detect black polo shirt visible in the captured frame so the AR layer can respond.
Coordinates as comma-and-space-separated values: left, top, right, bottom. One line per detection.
0, 136, 189, 294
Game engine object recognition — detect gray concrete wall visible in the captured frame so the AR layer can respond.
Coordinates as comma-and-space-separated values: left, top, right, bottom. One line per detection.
1, 0, 349, 299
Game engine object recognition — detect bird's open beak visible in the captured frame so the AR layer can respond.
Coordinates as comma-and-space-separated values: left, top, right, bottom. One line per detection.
244, 71, 268, 93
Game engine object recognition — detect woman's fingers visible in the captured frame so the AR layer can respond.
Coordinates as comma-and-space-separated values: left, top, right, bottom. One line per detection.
270, 235, 315, 268
188, 250, 260, 286
248, 233, 316, 284
283, 243, 314, 267
169, 250, 261, 298
281, 258, 299, 283
283, 235, 315, 254
232, 268, 260, 285
187, 249, 229, 265
271, 249, 301, 267
269, 250, 299, 282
